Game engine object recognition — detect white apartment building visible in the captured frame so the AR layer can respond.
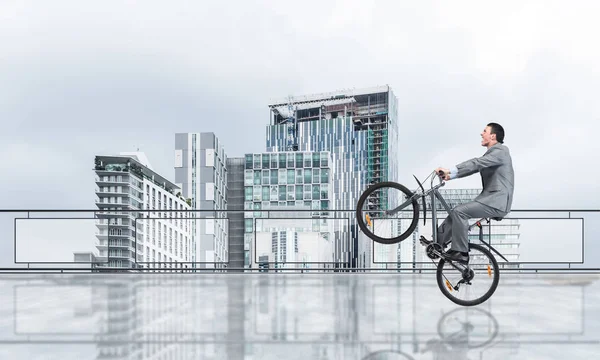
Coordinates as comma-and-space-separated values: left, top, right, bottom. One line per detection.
174, 133, 228, 268
254, 217, 335, 271
93, 152, 192, 271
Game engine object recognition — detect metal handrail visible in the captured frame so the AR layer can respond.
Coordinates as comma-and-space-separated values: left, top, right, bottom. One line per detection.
3, 208, 598, 273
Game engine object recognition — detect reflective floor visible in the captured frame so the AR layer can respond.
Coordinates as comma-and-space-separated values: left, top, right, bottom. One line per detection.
0, 272, 598, 359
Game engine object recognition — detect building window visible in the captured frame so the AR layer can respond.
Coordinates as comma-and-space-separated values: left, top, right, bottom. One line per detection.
262, 170, 270, 184
321, 169, 330, 183
312, 153, 320, 167
295, 185, 303, 200
245, 219, 253, 233
253, 186, 261, 201
295, 153, 303, 168
253, 154, 261, 169
278, 169, 287, 185
270, 170, 278, 185
270, 186, 278, 201
320, 152, 328, 167
270, 154, 278, 168
244, 170, 253, 186
254, 171, 261, 185
278, 185, 286, 201
304, 169, 312, 184
294, 233, 298, 253
304, 153, 311, 168
321, 184, 329, 199
279, 154, 286, 168
312, 169, 320, 184
304, 185, 312, 200
312, 184, 320, 200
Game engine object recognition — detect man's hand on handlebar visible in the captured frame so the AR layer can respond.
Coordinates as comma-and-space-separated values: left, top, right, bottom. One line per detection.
435, 167, 451, 181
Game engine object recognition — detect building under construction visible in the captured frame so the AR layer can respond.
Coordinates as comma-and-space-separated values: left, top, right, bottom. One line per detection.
265, 85, 400, 269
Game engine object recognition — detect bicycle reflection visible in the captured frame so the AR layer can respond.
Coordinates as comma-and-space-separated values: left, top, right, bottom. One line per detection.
362, 307, 498, 360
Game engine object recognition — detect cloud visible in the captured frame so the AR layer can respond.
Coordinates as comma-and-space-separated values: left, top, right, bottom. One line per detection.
0, 142, 96, 209
1, 0, 599, 212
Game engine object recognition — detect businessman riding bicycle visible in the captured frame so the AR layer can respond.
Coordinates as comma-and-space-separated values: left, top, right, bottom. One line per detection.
421, 123, 515, 264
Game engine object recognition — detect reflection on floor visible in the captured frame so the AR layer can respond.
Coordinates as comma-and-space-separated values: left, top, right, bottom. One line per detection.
0, 273, 598, 359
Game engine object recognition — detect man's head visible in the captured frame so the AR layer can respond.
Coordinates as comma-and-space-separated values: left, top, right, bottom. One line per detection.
481, 122, 504, 147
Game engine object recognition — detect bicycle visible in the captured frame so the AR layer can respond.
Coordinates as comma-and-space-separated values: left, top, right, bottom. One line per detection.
355, 171, 508, 306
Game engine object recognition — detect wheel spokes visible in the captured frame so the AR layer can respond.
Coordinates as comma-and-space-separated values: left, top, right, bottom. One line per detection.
438, 246, 498, 305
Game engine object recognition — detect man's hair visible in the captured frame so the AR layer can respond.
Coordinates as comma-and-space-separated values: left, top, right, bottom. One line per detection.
487, 122, 505, 143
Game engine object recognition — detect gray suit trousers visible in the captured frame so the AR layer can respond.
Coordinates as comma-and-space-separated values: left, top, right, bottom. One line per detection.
437, 201, 507, 253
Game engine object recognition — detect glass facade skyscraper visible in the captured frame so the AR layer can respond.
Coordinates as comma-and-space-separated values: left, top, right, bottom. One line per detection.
265, 86, 399, 268
242, 151, 338, 269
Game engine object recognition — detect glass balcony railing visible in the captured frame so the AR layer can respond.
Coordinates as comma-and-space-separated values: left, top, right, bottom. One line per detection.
4, 207, 597, 273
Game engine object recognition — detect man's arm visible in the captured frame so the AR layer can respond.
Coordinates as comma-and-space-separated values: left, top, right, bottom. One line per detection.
454, 146, 504, 179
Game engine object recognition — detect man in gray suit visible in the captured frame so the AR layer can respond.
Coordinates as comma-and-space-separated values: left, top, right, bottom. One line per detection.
421, 123, 515, 264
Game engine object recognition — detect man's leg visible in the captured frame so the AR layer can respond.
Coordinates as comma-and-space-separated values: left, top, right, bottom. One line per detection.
420, 213, 452, 247
436, 213, 453, 248
450, 201, 507, 253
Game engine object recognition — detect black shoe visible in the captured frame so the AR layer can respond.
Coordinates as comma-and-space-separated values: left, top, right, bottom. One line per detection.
419, 235, 432, 246
444, 250, 469, 264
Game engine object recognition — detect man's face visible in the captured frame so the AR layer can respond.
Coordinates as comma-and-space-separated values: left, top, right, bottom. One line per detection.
481, 126, 495, 147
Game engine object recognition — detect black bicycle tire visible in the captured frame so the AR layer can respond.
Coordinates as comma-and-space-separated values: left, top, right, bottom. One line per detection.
436, 243, 500, 307
355, 181, 420, 245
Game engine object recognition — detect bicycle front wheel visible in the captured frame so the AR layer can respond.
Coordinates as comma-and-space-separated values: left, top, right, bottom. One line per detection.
436, 243, 500, 307
356, 182, 419, 244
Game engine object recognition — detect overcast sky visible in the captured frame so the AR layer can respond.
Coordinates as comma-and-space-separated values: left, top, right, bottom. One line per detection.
1, 0, 599, 267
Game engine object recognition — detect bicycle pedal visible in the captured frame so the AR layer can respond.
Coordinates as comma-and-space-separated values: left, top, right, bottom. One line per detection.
419, 235, 432, 245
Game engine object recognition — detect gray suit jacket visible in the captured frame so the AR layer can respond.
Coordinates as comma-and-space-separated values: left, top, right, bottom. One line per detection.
455, 143, 515, 212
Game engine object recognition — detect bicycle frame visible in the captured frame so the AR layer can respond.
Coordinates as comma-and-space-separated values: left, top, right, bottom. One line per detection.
387, 172, 508, 262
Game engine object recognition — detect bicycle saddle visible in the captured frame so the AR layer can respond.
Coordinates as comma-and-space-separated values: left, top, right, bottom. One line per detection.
491, 217, 503, 221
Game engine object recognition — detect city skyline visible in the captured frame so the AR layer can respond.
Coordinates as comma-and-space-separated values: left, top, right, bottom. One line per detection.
2, 82, 595, 269
76, 94, 574, 270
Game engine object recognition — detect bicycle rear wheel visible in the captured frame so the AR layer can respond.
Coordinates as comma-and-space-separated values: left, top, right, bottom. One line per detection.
356, 182, 419, 244
436, 243, 500, 307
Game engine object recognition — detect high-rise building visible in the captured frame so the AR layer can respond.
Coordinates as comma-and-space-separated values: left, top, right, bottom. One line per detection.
254, 222, 336, 271
93, 152, 192, 271
242, 151, 339, 269
174, 133, 228, 268
226, 157, 245, 271
265, 85, 399, 268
